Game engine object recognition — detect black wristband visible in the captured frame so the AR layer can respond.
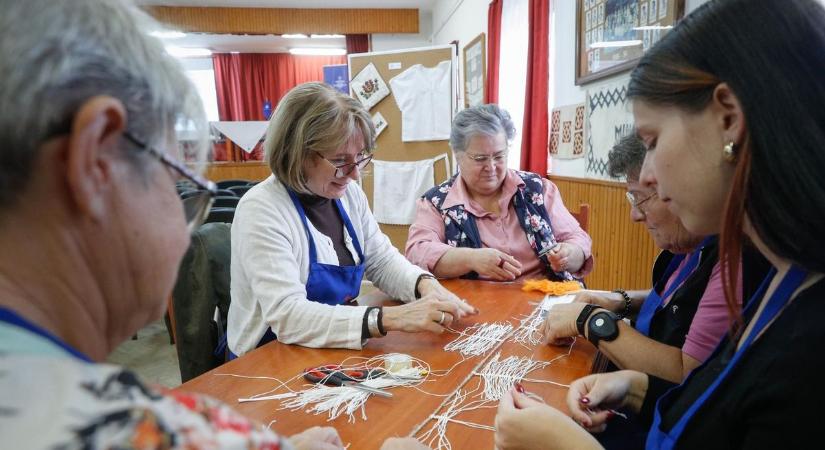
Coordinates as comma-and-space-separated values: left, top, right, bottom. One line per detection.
377, 307, 386, 336
361, 307, 377, 340
613, 289, 632, 319
414, 274, 436, 298
576, 304, 599, 336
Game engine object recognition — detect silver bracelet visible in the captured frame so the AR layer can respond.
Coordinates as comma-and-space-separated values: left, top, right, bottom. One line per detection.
367, 307, 383, 338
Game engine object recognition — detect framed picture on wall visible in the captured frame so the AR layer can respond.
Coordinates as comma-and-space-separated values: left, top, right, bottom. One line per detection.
575, 0, 685, 85
462, 33, 486, 108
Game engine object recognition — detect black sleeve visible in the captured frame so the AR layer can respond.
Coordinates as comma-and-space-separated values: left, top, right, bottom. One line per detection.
638, 375, 677, 427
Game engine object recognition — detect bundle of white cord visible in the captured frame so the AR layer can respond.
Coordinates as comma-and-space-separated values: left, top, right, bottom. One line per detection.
443, 322, 513, 357
474, 352, 549, 400
416, 386, 496, 450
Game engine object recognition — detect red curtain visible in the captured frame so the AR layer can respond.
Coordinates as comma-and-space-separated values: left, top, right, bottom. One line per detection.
213, 53, 346, 160
520, 0, 551, 175
486, 0, 503, 104
345, 34, 369, 54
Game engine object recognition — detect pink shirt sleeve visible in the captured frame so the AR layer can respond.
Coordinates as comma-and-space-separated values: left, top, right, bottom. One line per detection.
542, 179, 594, 277
682, 261, 742, 362
405, 198, 453, 271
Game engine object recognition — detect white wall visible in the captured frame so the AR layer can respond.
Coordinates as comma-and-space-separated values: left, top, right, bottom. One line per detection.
371, 10, 434, 52
550, 0, 711, 178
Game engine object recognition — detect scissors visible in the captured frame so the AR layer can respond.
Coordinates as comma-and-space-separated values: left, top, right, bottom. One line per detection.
303, 365, 393, 398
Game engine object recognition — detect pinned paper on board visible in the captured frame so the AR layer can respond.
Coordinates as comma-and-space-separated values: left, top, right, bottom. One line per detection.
351, 62, 391, 110
372, 112, 388, 137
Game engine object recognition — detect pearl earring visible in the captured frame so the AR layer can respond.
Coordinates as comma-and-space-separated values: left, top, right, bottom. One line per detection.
723, 141, 736, 162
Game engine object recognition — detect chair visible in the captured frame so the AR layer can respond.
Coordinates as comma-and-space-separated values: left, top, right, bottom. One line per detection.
205, 207, 235, 224
569, 203, 591, 233
170, 222, 232, 382
211, 196, 240, 209
215, 188, 237, 197
216, 179, 252, 190
180, 189, 203, 200
227, 185, 252, 198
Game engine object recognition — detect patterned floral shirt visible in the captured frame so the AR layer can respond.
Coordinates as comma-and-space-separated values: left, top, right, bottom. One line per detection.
0, 313, 289, 450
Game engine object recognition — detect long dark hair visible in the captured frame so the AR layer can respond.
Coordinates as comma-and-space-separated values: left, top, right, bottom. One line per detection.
627, 0, 825, 325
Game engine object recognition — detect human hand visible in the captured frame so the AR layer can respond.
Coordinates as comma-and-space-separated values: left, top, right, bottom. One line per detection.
379, 437, 430, 450
287, 426, 344, 450
566, 370, 648, 433
471, 248, 522, 281
571, 291, 624, 313
541, 302, 591, 345
416, 278, 478, 319
495, 386, 601, 450
382, 296, 468, 334
547, 243, 585, 273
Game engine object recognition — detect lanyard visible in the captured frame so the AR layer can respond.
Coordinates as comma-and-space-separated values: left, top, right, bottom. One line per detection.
0, 306, 92, 362
647, 266, 807, 449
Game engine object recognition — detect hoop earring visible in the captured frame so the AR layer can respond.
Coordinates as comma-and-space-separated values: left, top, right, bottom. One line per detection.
723, 141, 736, 162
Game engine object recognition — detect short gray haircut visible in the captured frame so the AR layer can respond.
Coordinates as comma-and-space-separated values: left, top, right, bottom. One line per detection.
0, 0, 207, 209
449, 104, 516, 153
607, 134, 647, 180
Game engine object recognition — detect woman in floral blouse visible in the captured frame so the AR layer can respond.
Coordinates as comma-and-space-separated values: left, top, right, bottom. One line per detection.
406, 105, 593, 282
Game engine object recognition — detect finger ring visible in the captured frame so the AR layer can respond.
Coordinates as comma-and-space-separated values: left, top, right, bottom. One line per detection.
438, 311, 446, 325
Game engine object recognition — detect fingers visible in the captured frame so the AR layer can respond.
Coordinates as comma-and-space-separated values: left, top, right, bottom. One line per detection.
511, 388, 546, 409
500, 253, 522, 270
500, 261, 523, 279
497, 388, 517, 413
566, 375, 599, 425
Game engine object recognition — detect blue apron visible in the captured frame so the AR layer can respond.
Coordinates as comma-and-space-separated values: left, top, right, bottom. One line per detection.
645, 265, 807, 449
226, 191, 366, 359
636, 236, 714, 336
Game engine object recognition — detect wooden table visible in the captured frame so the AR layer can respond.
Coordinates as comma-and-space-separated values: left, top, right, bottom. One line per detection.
177, 279, 596, 449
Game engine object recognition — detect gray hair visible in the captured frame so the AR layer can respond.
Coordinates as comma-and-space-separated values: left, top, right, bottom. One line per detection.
607, 134, 647, 180
449, 104, 516, 153
0, 0, 207, 209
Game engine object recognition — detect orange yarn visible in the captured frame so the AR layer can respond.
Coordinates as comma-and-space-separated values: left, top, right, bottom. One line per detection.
521, 279, 582, 295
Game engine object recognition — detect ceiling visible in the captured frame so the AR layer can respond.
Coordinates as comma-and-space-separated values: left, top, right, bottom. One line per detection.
138, 0, 434, 54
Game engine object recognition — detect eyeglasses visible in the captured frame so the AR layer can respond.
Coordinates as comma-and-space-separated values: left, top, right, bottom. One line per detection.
464, 150, 508, 166
312, 150, 373, 178
625, 190, 658, 214
123, 132, 217, 232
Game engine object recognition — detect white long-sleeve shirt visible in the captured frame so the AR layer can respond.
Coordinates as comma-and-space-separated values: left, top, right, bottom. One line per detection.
227, 175, 427, 355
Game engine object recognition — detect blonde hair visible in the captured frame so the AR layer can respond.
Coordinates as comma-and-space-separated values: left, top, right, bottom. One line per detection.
265, 82, 376, 193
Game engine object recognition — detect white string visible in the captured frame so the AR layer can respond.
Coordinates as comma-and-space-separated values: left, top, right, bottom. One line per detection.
443, 322, 513, 357
474, 352, 550, 401
416, 386, 497, 450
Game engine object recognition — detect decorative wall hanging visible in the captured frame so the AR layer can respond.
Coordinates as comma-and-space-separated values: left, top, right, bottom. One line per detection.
351, 62, 390, 110
372, 112, 388, 138
462, 33, 486, 108
549, 103, 586, 159
585, 76, 634, 179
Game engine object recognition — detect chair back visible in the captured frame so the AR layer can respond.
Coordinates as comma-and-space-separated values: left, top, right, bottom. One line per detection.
569, 203, 591, 233
211, 196, 240, 209
228, 185, 252, 197
205, 207, 235, 224
215, 188, 237, 197
216, 179, 252, 190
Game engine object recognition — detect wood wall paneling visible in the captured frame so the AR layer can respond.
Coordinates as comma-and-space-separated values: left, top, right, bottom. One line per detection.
144, 7, 419, 35
202, 162, 271, 182
549, 175, 659, 290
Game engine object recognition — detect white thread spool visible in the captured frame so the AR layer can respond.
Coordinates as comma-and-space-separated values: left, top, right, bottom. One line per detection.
384, 353, 412, 374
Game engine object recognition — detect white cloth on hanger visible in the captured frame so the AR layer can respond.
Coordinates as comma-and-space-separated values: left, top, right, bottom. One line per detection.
211, 121, 269, 153
372, 154, 450, 225
389, 60, 452, 142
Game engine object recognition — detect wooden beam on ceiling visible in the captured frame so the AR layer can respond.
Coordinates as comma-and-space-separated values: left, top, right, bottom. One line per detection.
144, 6, 419, 35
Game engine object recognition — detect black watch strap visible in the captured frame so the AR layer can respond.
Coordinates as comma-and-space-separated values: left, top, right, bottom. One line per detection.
587, 310, 620, 347
576, 304, 599, 336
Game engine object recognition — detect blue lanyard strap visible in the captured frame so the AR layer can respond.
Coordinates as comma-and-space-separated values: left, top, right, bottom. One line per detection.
650, 266, 806, 447
0, 306, 92, 362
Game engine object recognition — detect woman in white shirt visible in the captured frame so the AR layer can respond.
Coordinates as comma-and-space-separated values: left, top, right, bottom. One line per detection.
227, 82, 476, 356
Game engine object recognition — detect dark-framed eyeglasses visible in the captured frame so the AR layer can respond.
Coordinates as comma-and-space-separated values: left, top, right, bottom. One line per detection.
123, 132, 217, 232
625, 190, 657, 214
312, 150, 373, 178
464, 150, 508, 166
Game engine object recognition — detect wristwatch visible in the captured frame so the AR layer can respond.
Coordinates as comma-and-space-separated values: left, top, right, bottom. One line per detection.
576, 304, 599, 336
587, 310, 620, 347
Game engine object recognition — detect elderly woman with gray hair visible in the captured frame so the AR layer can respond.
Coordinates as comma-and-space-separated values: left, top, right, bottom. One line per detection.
227, 82, 476, 357
406, 104, 593, 282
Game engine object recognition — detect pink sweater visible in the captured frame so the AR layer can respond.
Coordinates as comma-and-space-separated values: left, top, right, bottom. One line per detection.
405, 170, 593, 281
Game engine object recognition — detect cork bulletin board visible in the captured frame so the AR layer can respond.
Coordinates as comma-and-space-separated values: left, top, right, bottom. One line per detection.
348, 45, 457, 251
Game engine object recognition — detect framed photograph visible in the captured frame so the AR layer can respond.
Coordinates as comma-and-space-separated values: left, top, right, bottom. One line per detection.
575, 0, 685, 85
463, 33, 486, 108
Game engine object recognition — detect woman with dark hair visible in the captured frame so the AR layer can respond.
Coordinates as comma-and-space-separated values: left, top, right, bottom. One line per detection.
493, 0, 825, 448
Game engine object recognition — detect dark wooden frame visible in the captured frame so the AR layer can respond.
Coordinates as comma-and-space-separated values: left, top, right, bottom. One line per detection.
462, 32, 486, 108
575, 0, 685, 85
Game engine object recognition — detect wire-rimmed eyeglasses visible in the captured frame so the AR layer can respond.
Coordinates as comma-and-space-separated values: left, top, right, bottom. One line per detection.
625, 190, 657, 214
123, 132, 217, 232
312, 150, 373, 178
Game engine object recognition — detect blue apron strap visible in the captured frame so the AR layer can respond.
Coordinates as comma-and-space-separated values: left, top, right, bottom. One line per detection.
334, 199, 365, 262
647, 266, 806, 449
0, 307, 92, 362
636, 253, 687, 335
287, 189, 318, 264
